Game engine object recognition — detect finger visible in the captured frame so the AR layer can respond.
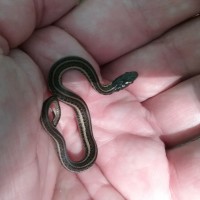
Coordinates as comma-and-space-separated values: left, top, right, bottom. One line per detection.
0, 0, 78, 50
103, 17, 200, 100
143, 75, 200, 147
167, 139, 200, 199
57, 0, 200, 63
35, 0, 80, 27
22, 26, 102, 98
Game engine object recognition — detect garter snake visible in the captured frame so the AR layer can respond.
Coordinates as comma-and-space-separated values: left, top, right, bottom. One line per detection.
41, 56, 138, 172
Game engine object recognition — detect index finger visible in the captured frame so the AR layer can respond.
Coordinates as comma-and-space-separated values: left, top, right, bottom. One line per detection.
57, 0, 200, 63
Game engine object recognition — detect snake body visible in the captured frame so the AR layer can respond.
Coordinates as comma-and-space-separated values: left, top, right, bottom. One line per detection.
41, 56, 138, 172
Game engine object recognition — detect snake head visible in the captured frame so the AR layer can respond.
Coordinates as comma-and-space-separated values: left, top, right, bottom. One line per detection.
112, 71, 138, 92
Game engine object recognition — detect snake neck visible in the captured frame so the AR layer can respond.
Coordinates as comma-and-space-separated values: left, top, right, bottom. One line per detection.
91, 71, 138, 95
92, 82, 116, 95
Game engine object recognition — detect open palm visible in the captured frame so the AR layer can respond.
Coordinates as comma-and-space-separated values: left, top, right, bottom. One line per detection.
0, 0, 199, 199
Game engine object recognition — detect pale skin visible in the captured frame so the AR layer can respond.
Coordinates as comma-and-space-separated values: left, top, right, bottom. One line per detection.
0, 0, 200, 199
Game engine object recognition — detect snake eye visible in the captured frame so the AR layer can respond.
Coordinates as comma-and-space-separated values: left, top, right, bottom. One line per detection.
112, 71, 138, 92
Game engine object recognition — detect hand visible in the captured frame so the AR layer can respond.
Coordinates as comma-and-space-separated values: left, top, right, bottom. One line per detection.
0, 0, 199, 199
